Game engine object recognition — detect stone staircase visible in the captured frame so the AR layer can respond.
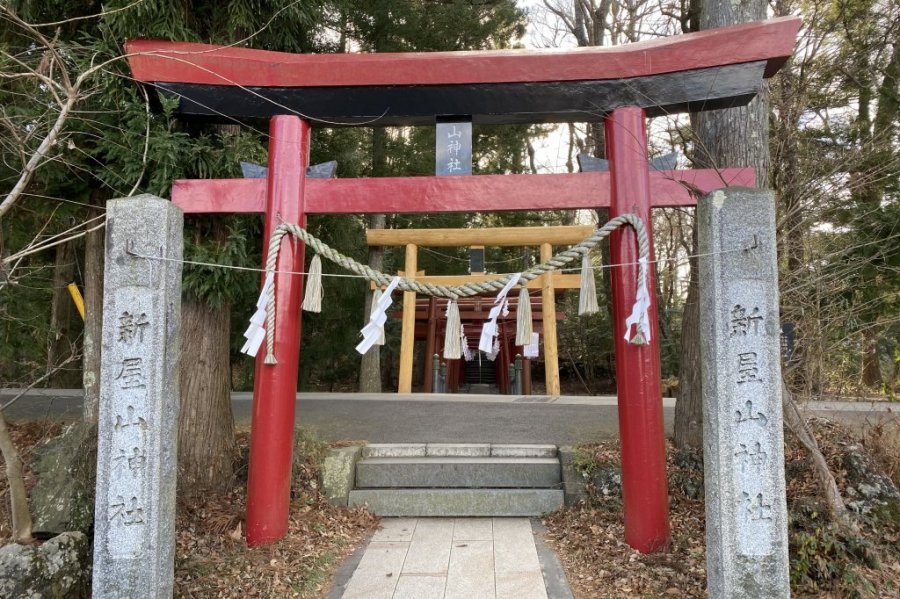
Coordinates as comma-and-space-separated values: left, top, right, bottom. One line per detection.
464, 358, 497, 385
460, 358, 500, 394
347, 444, 564, 517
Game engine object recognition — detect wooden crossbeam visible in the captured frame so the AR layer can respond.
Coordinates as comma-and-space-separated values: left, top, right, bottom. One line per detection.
371, 273, 582, 291
403, 310, 564, 321
367, 225, 594, 247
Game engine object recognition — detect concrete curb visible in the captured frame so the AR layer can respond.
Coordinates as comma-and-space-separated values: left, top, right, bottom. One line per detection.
532, 519, 576, 599
324, 529, 373, 599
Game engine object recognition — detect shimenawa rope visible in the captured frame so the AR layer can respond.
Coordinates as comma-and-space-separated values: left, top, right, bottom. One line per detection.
259, 213, 650, 364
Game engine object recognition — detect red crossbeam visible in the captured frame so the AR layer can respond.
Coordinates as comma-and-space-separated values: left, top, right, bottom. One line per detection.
127, 17, 798, 87
172, 169, 752, 214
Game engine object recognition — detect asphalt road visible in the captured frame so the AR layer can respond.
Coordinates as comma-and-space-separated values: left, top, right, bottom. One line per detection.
1, 390, 894, 445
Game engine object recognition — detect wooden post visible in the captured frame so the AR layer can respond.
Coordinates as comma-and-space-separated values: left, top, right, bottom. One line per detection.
497, 323, 509, 393
540, 243, 561, 395
423, 296, 438, 392
447, 360, 459, 393
398, 244, 417, 393
523, 358, 532, 396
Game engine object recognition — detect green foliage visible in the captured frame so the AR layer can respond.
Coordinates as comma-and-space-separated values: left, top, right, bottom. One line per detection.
572, 445, 602, 474
100, 0, 325, 50
0, 186, 91, 382
789, 505, 879, 597
339, 0, 525, 53
297, 214, 369, 391
182, 218, 259, 309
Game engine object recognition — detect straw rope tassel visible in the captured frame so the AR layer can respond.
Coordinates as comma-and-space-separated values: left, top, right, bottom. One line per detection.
263, 265, 278, 364
302, 254, 323, 312
371, 288, 386, 345
578, 252, 599, 315
444, 300, 462, 359
515, 286, 533, 346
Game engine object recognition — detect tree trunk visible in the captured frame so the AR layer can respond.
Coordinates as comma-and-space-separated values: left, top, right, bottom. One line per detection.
47, 240, 78, 387
861, 328, 882, 388
773, 57, 807, 392
177, 297, 236, 494
358, 215, 385, 393
674, 224, 703, 448
675, 0, 770, 448
782, 382, 847, 521
82, 199, 104, 423
0, 408, 33, 543
359, 126, 388, 393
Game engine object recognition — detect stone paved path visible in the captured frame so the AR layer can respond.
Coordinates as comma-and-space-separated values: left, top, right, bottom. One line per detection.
337, 517, 563, 599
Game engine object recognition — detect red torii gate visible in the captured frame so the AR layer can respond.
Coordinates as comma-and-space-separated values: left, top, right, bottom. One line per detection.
125, 16, 799, 552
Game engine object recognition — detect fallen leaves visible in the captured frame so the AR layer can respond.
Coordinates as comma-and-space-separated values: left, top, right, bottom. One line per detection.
172, 434, 378, 598
0, 425, 377, 597
545, 424, 900, 599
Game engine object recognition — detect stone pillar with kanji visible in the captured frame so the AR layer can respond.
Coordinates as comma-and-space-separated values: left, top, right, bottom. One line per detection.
699, 188, 789, 598
92, 195, 183, 598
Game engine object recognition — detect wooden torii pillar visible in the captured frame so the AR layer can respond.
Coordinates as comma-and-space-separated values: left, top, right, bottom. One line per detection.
367, 225, 593, 395
126, 16, 799, 551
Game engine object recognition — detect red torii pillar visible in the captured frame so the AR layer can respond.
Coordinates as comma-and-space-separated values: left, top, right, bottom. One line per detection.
245, 117, 310, 544
606, 108, 669, 551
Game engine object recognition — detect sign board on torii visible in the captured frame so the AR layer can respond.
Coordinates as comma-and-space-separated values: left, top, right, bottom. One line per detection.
125, 16, 800, 552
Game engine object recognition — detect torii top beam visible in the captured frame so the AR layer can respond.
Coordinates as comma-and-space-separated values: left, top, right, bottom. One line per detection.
126, 17, 800, 127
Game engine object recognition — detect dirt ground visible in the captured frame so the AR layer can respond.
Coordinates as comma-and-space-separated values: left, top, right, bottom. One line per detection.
0, 423, 377, 598
543, 417, 900, 598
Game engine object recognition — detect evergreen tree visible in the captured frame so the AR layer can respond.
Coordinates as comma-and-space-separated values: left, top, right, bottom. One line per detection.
335, 0, 529, 391
2, 0, 329, 493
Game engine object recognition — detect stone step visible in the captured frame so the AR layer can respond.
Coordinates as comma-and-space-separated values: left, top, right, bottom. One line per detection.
361, 443, 557, 459
356, 457, 561, 489
348, 489, 564, 517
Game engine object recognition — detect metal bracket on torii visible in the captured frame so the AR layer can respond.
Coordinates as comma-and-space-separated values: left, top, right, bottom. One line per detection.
125, 16, 800, 552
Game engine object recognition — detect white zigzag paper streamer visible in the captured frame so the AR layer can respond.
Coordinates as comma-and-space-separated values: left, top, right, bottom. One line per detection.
478, 273, 521, 353
355, 277, 401, 354
240, 271, 275, 357
624, 257, 652, 344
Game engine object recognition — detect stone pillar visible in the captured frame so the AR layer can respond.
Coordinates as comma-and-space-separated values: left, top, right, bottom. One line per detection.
92, 195, 183, 598
699, 188, 789, 598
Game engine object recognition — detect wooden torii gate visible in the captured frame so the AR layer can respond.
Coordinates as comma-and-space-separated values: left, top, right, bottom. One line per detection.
126, 16, 799, 552
367, 225, 592, 395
